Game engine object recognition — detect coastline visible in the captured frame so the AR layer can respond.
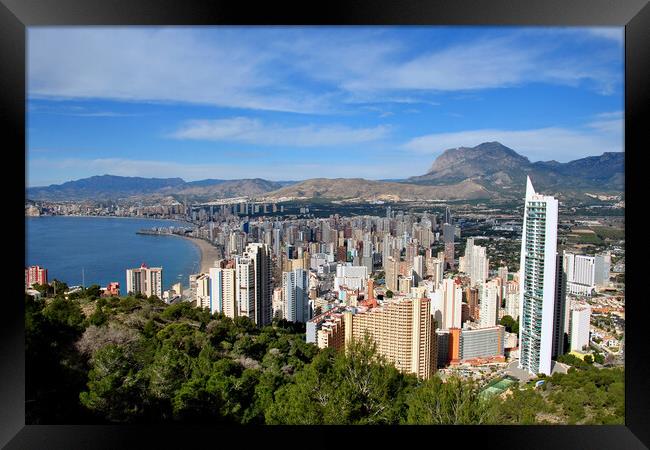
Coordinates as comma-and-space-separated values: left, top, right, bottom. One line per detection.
26, 214, 194, 226
180, 236, 221, 274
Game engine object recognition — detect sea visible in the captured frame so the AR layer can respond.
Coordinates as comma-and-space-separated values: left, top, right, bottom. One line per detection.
26, 216, 201, 290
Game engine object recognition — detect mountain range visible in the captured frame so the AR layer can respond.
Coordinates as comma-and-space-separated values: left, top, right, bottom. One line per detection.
26, 142, 624, 203
407, 142, 624, 194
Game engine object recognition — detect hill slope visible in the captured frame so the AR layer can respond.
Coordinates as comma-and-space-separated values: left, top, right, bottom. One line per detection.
261, 178, 494, 202
27, 175, 292, 202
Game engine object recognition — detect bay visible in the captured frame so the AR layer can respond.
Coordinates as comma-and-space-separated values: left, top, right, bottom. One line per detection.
26, 216, 200, 291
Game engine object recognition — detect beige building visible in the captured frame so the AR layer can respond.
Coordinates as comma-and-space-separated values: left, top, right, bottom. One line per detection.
398, 275, 412, 294
195, 273, 211, 309
344, 297, 437, 380
272, 287, 284, 320
126, 264, 163, 298
385, 256, 399, 292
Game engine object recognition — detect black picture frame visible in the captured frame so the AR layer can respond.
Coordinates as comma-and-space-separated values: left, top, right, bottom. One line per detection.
2, 0, 648, 448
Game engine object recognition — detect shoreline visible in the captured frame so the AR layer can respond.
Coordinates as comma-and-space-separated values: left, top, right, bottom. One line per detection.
178, 236, 221, 274
26, 214, 194, 225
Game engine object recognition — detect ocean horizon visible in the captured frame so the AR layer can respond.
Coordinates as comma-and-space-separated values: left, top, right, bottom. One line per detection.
26, 216, 201, 291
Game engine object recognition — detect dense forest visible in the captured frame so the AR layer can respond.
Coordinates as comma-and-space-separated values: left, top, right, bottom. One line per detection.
26, 285, 624, 425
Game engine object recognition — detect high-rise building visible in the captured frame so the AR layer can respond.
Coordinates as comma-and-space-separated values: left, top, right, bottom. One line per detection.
398, 275, 413, 294
334, 264, 368, 291
413, 255, 424, 286
472, 246, 489, 286
465, 286, 479, 321
126, 264, 163, 299
518, 177, 566, 376
344, 297, 437, 380
432, 278, 462, 330
283, 268, 310, 323
444, 206, 452, 226
461, 238, 474, 274
563, 252, 612, 296
195, 274, 211, 310
385, 256, 399, 293
25, 265, 48, 290
505, 290, 519, 320
209, 264, 237, 317
426, 257, 444, 288
272, 287, 284, 320
442, 224, 455, 269
243, 243, 272, 326
236, 256, 255, 319
569, 304, 591, 352
479, 280, 500, 328
498, 266, 509, 282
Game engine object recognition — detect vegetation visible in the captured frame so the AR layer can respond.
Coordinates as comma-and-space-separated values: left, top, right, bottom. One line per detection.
499, 315, 519, 334
25, 291, 625, 425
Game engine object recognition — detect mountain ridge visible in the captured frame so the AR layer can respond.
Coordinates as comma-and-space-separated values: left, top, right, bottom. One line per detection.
26, 143, 624, 202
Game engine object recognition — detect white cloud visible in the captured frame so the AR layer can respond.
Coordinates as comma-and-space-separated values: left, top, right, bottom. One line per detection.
587, 111, 624, 134
585, 28, 624, 44
28, 28, 328, 113
281, 30, 621, 96
403, 121, 623, 162
170, 117, 390, 146
28, 27, 623, 114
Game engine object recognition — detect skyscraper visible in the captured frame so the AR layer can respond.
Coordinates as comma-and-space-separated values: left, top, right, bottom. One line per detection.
282, 268, 310, 323
237, 243, 272, 326
518, 177, 566, 376
236, 256, 255, 320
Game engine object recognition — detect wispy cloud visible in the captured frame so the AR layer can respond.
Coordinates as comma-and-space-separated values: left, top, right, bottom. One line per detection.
170, 117, 390, 146
28, 28, 330, 114
585, 28, 624, 44
586, 111, 624, 134
28, 103, 137, 117
403, 115, 623, 162
28, 27, 623, 115
277, 29, 622, 97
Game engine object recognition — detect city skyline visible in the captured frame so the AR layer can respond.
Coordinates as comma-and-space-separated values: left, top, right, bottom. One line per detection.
27, 26, 623, 187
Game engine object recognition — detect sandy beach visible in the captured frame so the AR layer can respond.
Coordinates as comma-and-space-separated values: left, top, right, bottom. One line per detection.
182, 236, 221, 274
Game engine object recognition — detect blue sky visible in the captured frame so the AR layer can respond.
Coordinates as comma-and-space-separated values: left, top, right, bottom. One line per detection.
27, 26, 624, 187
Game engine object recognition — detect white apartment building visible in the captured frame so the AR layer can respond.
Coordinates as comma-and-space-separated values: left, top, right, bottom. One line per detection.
569, 304, 592, 351
518, 177, 566, 376
563, 252, 612, 296
479, 279, 500, 328
431, 278, 462, 330
334, 264, 368, 291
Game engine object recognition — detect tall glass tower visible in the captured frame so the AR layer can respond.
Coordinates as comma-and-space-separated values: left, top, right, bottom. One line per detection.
518, 177, 565, 375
